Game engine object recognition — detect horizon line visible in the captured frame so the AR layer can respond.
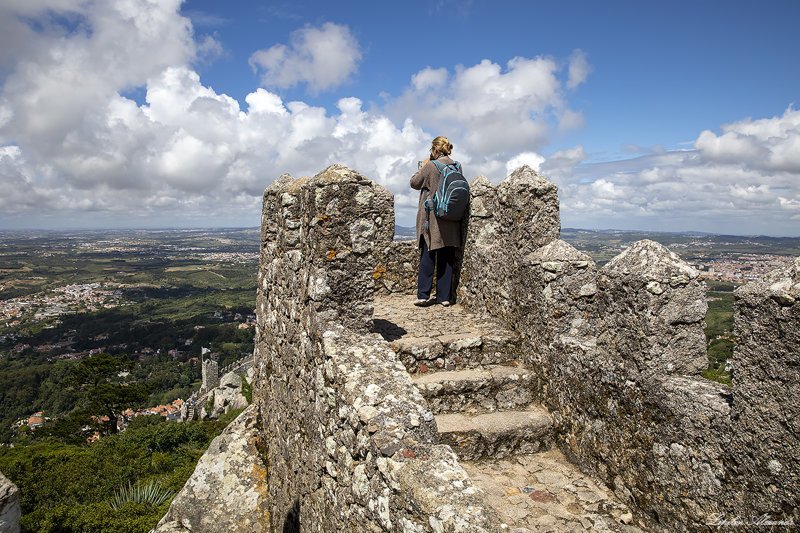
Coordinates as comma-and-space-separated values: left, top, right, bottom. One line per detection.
1, 226, 799, 239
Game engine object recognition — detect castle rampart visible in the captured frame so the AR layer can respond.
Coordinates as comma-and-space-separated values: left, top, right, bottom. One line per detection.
0, 472, 20, 533
160, 162, 798, 531
255, 165, 499, 531
369, 166, 798, 529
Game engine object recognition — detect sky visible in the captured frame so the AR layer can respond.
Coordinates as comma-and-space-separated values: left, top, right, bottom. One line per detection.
0, 1, 799, 235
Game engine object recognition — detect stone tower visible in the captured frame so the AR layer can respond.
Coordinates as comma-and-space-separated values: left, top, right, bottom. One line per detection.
201, 356, 219, 393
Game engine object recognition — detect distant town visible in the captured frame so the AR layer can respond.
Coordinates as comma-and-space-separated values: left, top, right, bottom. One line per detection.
691, 253, 793, 282
0, 282, 124, 327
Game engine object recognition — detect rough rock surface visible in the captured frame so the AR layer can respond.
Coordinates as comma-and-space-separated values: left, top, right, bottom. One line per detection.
154, 405, 268, 533
597, 239, 708, 378
256, 165, 501, 532
728, 257, 800, 522
373, 293, 525, 374
437, 407, 554, 461
0, 472, 20, 533
458, 167, 560, 319
375, 239, 419, 295
533, 240, 732, 529
462, 449, 645, 532
523, 239, 598, 393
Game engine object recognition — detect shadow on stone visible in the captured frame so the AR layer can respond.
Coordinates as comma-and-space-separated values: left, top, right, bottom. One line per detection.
282, 500, 300, 533
371, 318, 407, 341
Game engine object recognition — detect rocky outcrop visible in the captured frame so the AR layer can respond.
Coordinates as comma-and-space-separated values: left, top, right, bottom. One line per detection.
153, 405, 268, 533
0, 472, 20, 533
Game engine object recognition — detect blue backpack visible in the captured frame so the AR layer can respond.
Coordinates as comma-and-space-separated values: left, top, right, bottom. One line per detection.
426, 160, 470, 221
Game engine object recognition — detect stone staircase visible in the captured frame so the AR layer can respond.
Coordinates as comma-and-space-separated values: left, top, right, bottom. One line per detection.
373, 294, 645, 532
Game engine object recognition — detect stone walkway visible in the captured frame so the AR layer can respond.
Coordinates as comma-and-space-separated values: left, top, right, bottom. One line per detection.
373, 293, 646, 531
462, 449, 645, 532
372, 293, 523, 373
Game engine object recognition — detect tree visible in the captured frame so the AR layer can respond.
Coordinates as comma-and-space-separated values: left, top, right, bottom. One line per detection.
67, 353, 149, 434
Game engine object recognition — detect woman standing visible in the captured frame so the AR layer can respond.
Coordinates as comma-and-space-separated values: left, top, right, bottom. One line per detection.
409, 136, 466, 306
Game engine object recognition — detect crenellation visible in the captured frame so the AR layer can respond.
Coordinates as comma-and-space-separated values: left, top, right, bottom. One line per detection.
524, 239, 598, 376
596, 239, 708, 378
458, 166, 561, 323
161, 163, 799, 532
727, 257, 800, 521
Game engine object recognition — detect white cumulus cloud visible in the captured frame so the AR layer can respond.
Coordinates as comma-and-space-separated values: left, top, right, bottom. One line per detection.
547, 107, 800, 234
506, 152, 545, 174
4, 1, 796, 235
389, 52, 587, 179
249, 22, 362, 94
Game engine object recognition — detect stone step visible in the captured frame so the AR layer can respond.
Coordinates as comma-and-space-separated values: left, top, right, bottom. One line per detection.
373, 293, 523, 373
412, 363, 539, 415
436, 405, 554, 461
461, 449, 645, 532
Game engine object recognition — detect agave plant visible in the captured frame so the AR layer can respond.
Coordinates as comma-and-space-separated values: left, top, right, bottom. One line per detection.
110, 479, 173, 510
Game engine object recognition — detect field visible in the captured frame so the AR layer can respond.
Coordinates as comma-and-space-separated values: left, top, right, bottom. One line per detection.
0, 229, 259, 443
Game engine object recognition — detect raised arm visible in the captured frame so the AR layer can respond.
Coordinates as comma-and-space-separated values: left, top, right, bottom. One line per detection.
410, 158, 431, 190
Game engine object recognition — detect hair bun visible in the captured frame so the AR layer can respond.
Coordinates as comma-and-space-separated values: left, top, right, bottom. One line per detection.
431, 135, 453, 157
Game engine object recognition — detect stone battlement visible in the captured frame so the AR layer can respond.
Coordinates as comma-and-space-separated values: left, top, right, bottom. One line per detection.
254, 164, 798, 531
159, 163, 798, 532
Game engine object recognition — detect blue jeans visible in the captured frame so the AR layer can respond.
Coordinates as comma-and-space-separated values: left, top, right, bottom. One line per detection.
417, 237, 455, 303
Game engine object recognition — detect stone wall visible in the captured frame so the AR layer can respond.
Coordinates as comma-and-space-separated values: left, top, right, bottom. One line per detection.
449, 166, 798, 529
727, 258, 800, 521
537, 240, 732, 528
374, 239, 418, 295
256, 165, 499, 532
457, 166, 560, 319
0, 472, 20, 533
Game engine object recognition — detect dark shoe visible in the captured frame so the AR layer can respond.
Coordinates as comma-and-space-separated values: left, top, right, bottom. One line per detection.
439, 300, 451, 307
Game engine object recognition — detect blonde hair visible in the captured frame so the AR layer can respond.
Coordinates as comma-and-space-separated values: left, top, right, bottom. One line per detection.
430, 136, 453, 159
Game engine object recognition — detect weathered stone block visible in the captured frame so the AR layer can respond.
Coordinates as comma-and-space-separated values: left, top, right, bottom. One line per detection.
524, 239, 597, 369
596, 239, 708, 378
154, 406, 269, 533
374, 239, 418, 295
727, 257, 800, 522
458, 166, 560, 321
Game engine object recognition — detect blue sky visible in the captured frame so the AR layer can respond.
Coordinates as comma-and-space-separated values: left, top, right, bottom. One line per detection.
183, 0, 799, 159
0, 0, 799, 235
